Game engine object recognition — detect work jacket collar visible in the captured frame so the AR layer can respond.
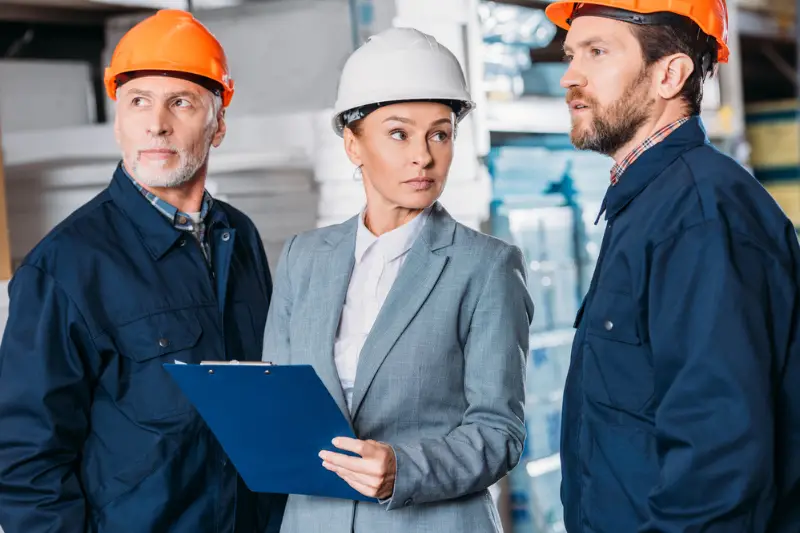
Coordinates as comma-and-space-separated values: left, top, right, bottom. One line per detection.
596, 115, 710, 223
108, 161, 230, 260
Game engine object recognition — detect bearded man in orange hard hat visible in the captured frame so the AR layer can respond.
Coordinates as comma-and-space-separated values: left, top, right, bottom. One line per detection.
546, 1, 800, 531
0, 10, 284, 533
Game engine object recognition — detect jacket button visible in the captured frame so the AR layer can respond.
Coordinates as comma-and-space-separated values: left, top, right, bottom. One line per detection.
221, 232, 230, 241
158, 338, 169, 348
404, 498, 412, 506
179, 239, 187, 247
604, 320, 614, 331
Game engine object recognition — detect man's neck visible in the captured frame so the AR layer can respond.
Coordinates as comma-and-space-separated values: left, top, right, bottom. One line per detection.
144, 180, 206, 214
611, 110, 690, 165
125, 162, 207, 214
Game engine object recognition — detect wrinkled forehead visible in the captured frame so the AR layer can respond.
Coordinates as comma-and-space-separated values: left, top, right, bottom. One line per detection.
116, 74, 214, 102
563, 15, 637, 53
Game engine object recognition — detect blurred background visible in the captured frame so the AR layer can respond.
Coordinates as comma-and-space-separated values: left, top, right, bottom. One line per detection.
0, 0, 796, 531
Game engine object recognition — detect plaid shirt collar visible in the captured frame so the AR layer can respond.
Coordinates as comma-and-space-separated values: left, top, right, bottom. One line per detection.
122, 166, 213, 231
121, 166, 215, 263
609, 117, 690, 185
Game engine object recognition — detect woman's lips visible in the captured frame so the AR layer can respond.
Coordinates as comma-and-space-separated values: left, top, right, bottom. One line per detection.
404, 177, 435, 191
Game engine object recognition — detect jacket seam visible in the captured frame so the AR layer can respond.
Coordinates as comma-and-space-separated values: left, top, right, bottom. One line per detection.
93, 303, 218, 340
651, 218, 789, 265
679, 153, 709, 222
29, 195, 114, 256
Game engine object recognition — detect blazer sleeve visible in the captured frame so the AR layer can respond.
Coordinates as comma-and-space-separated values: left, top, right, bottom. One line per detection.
0, 265, 96, 533
386, 244, 534, 509
262, 235, 297, 365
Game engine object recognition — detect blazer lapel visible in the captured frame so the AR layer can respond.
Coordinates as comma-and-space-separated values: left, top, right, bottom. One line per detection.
350, 203, 456, 419
307, 217, 357, 424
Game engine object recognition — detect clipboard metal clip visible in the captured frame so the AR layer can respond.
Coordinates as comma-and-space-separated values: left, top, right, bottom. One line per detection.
200, 360, 275, 374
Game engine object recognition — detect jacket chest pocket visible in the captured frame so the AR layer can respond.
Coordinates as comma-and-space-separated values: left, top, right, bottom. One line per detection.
583, 288, 654, 413
112, 310, 203, 422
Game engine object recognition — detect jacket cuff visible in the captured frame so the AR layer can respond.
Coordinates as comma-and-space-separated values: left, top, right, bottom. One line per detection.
383, 444, 416, 510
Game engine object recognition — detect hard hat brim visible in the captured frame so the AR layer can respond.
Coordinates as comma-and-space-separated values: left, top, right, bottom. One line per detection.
544, 0, 730, 63
332, 97, 476, 137
106, 69, 230, 106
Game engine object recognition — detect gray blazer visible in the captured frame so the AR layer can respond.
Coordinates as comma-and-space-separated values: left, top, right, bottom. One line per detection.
262, 202, 534, 533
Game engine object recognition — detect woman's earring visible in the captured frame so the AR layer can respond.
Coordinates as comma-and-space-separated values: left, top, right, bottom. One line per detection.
353, 165, 363, 181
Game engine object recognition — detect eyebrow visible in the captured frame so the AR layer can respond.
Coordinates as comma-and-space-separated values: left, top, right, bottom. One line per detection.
383, 116, 414, 124
430, 118, 454, 127
382, 116, 453, 127
563, 37, 610, 53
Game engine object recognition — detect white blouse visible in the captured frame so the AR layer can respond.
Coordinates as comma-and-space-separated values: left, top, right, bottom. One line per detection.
333, 207, 430, 411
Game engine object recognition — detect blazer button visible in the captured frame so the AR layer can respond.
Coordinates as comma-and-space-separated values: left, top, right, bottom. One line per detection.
158, 338, 169, 348
404, 498, 413, 507
604, 320, 614, 331
221, 232, 230, 241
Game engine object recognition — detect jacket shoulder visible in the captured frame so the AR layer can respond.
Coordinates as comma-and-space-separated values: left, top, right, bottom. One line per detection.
647, 145, 795, 261
20, 189, 115, 273
270, 217, 355, 276
451, 220, 521, 260
683, 146, 790, 233
287, 217, 356, 252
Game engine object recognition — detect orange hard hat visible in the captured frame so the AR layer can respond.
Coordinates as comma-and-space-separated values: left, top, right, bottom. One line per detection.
104, 9, 234, 107
544, 0, 729, 63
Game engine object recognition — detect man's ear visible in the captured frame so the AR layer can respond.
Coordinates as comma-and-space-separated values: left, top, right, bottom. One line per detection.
212, 109, 226, 148
656, 53, 695, 100
343, 127, 363, 167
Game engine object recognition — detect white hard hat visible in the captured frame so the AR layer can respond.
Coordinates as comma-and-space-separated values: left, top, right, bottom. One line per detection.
331, 27, 476, 136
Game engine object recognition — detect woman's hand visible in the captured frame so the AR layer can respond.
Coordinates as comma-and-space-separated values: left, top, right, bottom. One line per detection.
319, 437, 396, 500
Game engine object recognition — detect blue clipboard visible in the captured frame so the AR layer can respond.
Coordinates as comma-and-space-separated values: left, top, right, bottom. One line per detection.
163, 362, 377, 503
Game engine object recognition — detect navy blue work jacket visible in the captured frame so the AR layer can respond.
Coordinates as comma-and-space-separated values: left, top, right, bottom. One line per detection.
561, 117, 800, 532
0, 164, 280, 533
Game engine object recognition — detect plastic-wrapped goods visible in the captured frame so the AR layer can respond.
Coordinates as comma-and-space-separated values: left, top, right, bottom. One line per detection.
478, 1, 558, 100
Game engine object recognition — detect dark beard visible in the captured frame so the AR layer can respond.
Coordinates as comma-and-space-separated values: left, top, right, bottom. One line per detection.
569, 68, 654, 156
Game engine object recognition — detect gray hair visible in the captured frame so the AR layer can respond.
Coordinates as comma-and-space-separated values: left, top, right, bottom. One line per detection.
207, 93, 223, 127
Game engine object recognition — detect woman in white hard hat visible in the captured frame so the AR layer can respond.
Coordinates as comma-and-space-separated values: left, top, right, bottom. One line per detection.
263, 27, 534, 533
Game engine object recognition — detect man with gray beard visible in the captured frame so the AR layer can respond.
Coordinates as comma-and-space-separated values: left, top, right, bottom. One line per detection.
546, 1, 800, 532
0, 9, 282, 533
